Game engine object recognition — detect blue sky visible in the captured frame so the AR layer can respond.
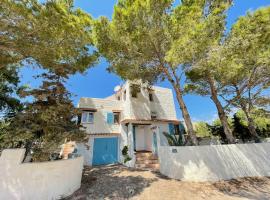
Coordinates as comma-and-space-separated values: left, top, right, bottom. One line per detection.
19, 0, 270, 123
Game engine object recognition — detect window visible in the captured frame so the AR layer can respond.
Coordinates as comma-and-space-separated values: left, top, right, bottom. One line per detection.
131, 92, 137, 98
149, 93, 153, 102
168, 123, 181, 135
117, 96, 121, 101
113, 112, 120, 124
123, 90, 126, 101
174, 124, 180, 135
130, 84, 140, 98
82, 112, 94, 123
151, 111, 157, 119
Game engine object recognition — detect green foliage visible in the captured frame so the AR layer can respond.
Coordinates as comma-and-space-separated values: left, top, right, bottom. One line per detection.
0, 0, 99, 159
121, 145, 132, 163
0, 66, 23, 117
208, 109, 270, 143
184, 6, 270, 141
235, 109, 270, 138
93, 0, 204, 145
232, 114, 251, 142
163, 132, 184, 146
207, 123, 227, 143
1, 73, 86, 161
0, 0, 98, 76
194, 122, 212, 137
221, 6, 270, 111
93, 0, 173, 83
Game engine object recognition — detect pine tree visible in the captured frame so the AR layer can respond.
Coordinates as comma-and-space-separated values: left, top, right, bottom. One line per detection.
2, 73, 86, 161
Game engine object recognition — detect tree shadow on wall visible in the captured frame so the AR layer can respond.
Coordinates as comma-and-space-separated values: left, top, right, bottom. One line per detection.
64, 164, 158, 200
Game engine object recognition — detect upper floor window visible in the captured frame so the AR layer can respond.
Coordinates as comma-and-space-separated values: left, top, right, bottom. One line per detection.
82, 112, 94, 123
123, 90, 126, 101
113, 112, 120, 124
131, 91, 137, 98
151, 111, 157, 119
149, 93, 153, 102
117, 96, 121, 101
130, 84, 140, 98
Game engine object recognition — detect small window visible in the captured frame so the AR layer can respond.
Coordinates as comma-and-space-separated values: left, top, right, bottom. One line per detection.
131, 92, 137, 98
123, 90, 126, 101
151, 111, 157, 119
113, 112, 120, 124
130, 84, 140, 98
174, 124, 180, 135
117, 96, 121, 101
149, 93, 153, 101
82, 112, 94, 123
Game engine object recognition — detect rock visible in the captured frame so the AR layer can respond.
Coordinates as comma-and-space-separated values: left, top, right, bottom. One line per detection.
126, 186, 135, 195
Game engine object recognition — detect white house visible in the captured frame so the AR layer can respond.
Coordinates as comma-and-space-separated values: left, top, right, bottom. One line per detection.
77, 81, 182, 169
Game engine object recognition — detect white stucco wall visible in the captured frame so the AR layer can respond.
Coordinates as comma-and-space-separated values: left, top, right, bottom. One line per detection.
159, 143, 270, 182
150, 86, 177, 120
0, 149, 83, 200
121, 81, 177, 121
79, 98, 122, 134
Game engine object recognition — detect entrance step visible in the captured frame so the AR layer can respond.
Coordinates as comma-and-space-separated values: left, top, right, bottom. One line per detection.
135, 163, 160, 170
135, 151, 159, 171
135, 159, 159, 164
135, 152, 158, 160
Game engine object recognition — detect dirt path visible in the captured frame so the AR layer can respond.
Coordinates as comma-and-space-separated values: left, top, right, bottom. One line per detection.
66, 165, 270, 200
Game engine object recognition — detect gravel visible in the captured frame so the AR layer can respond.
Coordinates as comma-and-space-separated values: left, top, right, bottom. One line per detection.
64, 165, 270, 200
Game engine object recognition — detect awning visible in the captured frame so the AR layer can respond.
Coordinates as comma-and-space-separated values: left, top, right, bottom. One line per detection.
87, 133, 120, 136
79, 108, 97, 112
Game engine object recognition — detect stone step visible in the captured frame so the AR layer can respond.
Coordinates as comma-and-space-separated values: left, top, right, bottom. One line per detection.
135, 153, 158, 159
135, 151, 152, 155
135, 159, 159, 164
135, 163, 160, 170
136, 155, 158, 161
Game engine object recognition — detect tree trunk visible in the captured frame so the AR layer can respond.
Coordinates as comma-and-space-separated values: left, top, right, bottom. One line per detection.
161, 66, 198, 145
241, 106, 261, 142
234, 86, 261, 142
208, 76, 236, 144
173, 85, 198, 145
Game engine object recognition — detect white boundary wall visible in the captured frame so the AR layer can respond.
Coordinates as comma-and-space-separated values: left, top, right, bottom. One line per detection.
159, 143, 270, 182
0, 149, 83, 200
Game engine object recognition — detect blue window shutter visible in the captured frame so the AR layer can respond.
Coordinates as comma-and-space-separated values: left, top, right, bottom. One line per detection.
107, 112, 114, 124
168, 123, 174, 135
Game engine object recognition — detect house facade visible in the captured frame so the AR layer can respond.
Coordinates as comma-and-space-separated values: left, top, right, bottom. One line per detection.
77, 81, 182, 167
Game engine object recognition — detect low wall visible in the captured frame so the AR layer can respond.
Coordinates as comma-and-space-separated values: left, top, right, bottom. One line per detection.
0, 149, 84, 200
159, 143, 270, 182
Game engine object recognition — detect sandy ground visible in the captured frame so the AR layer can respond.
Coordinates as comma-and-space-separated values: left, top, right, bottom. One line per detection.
65, 165, 270, 200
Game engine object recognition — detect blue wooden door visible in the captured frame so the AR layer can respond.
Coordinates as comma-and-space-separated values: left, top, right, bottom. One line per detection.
92, 137, 118, 165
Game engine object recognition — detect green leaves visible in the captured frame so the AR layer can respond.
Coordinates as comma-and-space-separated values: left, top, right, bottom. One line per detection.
0, 0, 98, 76
0, 66, 23, 117
93, 0, 173, 83
163, 131, 184, 146
3, 73, 86, 161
